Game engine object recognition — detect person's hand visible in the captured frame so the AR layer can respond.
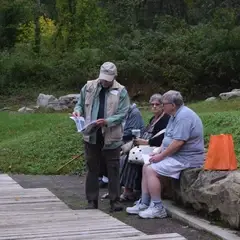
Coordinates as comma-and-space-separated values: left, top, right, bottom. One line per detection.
150, 152, 157, 157
96, 119, 107, 127
149, 154, 163, 164
134, 138, 147, 146
72, 111, 80, 117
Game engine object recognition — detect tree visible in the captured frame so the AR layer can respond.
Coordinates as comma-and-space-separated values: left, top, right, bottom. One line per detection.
33, 0, 41, 54
0, 0, 32, 49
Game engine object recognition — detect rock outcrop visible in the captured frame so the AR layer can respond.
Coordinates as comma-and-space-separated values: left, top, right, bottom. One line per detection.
219, 89, 240, 100
173, 169, 240, 229
36, 93, 80, 111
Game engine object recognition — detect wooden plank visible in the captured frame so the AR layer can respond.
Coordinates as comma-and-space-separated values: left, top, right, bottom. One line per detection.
107, 233, 186, 240
0, 181, 19, 184
0, 185, 21, 188
0, 184, 23, 188
0, 231, 143, 240
1, 223, 136, 231
0, 197, 61, 204
0, 202, 69, 211
0, 209, 110, 218
0, 235, 186, 240
0, 176, 20, 184
0, 188, 58, 197
0, 214, 140, 231
0, 233, 186, 240
0, 217, 130, 227
0, 174, 17, 180
0, 174, 187, 240
45, 238, 185, 240
0, 188, 53, 193
0, 213, 119, 225
0, 224, 140, 234
0, 194, 59, 199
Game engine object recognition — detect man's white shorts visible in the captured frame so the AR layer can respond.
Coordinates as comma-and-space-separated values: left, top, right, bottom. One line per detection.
151, 157, 186, 179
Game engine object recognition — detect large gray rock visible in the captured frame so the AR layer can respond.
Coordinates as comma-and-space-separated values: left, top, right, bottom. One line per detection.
219, 89, 240, 100
46, 99, 69, 111
231, 89, 240, 92
205, 97, 217, 101
0, 107, 11, 111
37, 94, 58, 107
173, 169, 240, 229
58, 94, 80, 108
36, 93, 79, 111
18, 107, 34, 113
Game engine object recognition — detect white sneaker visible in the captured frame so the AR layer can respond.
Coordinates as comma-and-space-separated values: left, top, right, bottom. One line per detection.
138, 202, 167, 219
126, 200, 148, 215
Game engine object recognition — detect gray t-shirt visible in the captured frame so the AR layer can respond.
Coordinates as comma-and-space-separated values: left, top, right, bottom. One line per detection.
162, 106, 204, 167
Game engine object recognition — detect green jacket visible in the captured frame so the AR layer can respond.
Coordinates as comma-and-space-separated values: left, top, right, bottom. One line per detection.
74, 79, 130, 149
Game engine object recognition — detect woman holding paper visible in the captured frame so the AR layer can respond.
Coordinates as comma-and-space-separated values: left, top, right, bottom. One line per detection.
119, 94, 170, 201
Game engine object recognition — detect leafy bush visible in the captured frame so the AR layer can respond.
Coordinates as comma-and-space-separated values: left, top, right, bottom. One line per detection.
0, 3, 240, 100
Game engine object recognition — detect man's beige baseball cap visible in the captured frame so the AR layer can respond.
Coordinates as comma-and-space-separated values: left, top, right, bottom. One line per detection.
98, 62, 117, 82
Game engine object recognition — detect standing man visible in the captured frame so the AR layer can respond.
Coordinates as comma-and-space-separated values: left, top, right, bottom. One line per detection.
73, 62, 130, 211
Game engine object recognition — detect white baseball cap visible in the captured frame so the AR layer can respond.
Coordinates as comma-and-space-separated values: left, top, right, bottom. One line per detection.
98, 62, 117, 82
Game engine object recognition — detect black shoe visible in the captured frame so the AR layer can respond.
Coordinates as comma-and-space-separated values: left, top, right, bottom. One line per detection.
99, 180, 108, 188
85, 200, 98, 209
110, 200, 123, 212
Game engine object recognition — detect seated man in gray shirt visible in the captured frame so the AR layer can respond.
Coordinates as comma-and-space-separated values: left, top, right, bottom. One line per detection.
126, 90, 204, 219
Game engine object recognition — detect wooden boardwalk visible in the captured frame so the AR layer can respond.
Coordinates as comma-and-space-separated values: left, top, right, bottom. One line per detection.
0, 174, 186, 240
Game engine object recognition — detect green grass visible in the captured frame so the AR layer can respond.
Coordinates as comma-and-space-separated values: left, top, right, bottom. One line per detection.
0, 112, 84, 174
188, 99, 240, 113
0, 99, 239, 174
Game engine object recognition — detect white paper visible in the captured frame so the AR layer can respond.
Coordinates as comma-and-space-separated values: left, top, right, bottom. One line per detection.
140, 146, 156, 165
81, 120, 100, 135
70, 116, 100, 135
142, 154, 151, 165
70, 116, 85, 132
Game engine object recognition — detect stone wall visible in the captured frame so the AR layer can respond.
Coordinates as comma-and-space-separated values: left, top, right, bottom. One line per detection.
171, 168, 240, 230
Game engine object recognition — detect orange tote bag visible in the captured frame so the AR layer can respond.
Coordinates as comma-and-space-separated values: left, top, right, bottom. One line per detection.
204, 134, 238, 170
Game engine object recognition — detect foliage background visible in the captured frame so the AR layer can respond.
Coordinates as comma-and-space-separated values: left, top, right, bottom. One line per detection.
0, 0, 240, 100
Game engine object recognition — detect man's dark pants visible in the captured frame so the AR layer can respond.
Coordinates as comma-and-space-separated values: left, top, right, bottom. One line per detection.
84, 141, 121, 202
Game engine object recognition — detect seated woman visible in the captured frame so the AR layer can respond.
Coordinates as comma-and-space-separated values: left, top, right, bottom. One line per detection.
99, 103, 145, 188
120, 94, 170, 201
122, 103, 145, 142
126, 90, 205, 218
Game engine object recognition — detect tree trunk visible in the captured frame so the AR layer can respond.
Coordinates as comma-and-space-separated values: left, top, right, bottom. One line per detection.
33, 0, 41, 54
66, 0, 77, 49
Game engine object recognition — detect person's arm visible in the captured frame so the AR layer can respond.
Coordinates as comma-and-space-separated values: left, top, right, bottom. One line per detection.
106, 88, 130, 127
73, 84, 87, 116
148, 133, 165, 147
150, 118, 192, 163
123, 109, 144, 141
150, 140, 184, 163
134, 116, 154, 145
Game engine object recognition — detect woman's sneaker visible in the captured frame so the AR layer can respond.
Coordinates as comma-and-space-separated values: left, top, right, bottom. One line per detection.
126, 199, 148, 214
